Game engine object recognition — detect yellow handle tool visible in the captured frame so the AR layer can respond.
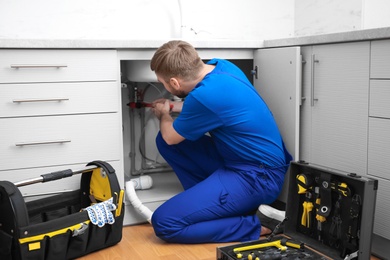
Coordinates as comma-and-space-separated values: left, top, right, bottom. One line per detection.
301, 201, 314, 227
331, 182, 351, 197
233, 239, 304, 259
233, 240, 287, 256
296, 174, 308, 194
296, 173, 313, 194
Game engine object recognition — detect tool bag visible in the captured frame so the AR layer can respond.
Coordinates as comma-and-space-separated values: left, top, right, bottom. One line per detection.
0, 160, 125, 260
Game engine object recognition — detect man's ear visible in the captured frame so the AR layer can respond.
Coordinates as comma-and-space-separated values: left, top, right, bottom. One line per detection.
169, 78, 181, 89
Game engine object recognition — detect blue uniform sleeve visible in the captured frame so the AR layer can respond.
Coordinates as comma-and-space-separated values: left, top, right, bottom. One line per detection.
173, 95, 222, 141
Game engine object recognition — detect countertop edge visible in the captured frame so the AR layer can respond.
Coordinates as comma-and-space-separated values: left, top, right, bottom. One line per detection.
0, 38, 264, 49
2, 27, 390, 49
263, 27, 390, 48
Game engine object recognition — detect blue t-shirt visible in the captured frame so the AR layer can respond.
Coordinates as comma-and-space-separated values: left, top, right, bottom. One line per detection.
173, 59, 286, 167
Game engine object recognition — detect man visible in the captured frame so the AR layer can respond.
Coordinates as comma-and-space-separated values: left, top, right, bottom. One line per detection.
150, 40, 292, 243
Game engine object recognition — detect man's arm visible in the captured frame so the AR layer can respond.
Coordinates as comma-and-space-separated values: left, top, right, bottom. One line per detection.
152, 99, 185, 145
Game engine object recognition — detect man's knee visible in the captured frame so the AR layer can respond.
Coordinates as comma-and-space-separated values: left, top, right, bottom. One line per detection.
151, 209, 181, 242
155, 131, 164, 148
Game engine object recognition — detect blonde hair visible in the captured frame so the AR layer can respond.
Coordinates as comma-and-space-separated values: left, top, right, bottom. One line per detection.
150, 40, 204, 82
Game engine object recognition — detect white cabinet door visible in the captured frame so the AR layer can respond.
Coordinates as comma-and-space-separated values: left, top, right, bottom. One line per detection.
253, 47, 301, 162
303, 42, 370, 174
253, 47, 301, 202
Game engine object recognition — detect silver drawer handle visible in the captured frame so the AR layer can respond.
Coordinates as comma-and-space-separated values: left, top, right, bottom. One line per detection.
13, 98, 69, 103
10, 64, 68, 69
15, 139, 71, 146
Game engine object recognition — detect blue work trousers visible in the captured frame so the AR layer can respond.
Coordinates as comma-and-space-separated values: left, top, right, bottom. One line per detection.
151, 132, 290, 243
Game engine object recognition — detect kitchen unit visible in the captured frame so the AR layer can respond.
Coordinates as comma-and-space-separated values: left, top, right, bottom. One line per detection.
1, 26, 390, 258
0, 49, 123, 197
263, 32, 390, 259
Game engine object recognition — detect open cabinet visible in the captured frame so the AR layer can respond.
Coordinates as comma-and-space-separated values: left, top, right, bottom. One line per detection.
118, 48, 301, 225
118, 49, 256, 225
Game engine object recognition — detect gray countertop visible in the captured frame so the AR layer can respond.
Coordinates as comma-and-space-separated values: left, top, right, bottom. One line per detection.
263, 27, 390, 48
1, 27, 390, 49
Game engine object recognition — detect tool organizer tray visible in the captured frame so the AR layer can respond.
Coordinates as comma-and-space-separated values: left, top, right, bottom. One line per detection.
0, 160, 125, 260
217, 235, 330, 260
217, 161, 378, 260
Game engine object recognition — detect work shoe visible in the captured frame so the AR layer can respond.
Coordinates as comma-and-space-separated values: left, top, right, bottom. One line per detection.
257, 204, 286, 235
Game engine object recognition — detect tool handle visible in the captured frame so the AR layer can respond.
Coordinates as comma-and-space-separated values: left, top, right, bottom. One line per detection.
14, 165, 97, 187
41, 169, 73, 182
144, 102, 174, 110
128, 101, 174, 110
281, 238, 305, 249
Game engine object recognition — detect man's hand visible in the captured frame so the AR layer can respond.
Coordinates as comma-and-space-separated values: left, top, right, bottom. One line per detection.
151, 99, 171, 120
151, 98, 185, 145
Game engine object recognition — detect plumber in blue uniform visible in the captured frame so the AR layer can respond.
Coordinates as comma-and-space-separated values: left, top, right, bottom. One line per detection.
149, 40, 292, 243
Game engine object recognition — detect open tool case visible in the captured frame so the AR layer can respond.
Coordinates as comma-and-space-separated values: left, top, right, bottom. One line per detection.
0, 160, 125, 260
217, 161, 378, 260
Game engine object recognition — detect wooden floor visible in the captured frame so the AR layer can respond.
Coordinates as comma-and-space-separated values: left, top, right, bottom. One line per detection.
78, 224, 382, 260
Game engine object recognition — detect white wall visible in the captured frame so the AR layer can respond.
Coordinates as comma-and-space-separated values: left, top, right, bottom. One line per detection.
180, 0, 294, 40
294, 0, 362, 37
1, 0, 390, 42
0, 0, 182, 39
362, 0, 390, 29
294, 0, 390, 37
0, 0, 294, 40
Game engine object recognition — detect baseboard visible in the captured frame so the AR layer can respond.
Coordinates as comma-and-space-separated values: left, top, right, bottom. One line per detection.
371, 233, 390, 260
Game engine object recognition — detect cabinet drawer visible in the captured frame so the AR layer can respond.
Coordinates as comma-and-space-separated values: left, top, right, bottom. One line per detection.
369, 80, 390, 118
0, 49, 117, 83
0, 81, 119, 117
0, 160, 121, 197
371, 40, 390, 79
0, 113, 121, 171
368, 117, 390, 180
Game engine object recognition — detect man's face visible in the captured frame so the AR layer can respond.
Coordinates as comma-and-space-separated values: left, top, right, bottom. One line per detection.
157, 74, 188, 98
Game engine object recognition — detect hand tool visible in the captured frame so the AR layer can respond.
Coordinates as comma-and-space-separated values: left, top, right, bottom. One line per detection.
233, 240, 287, 256
342, 194, 361, 258
331, 181, 351, 197
314, 187, 326, 241
297, 173, 316, 229
329, 197, 342, 248
233, 238, 304, 258
128, 101, 173, 110
296, 173, 313, 194
301, 199, 314, 228
266, 217, 288, 241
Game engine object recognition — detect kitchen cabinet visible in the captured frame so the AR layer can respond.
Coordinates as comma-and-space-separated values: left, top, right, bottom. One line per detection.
300, 42, 370, 174
367, 39, 390, 242
0, 49, 123, 196
119, 50, 255, 225
253, 41, 389, 256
